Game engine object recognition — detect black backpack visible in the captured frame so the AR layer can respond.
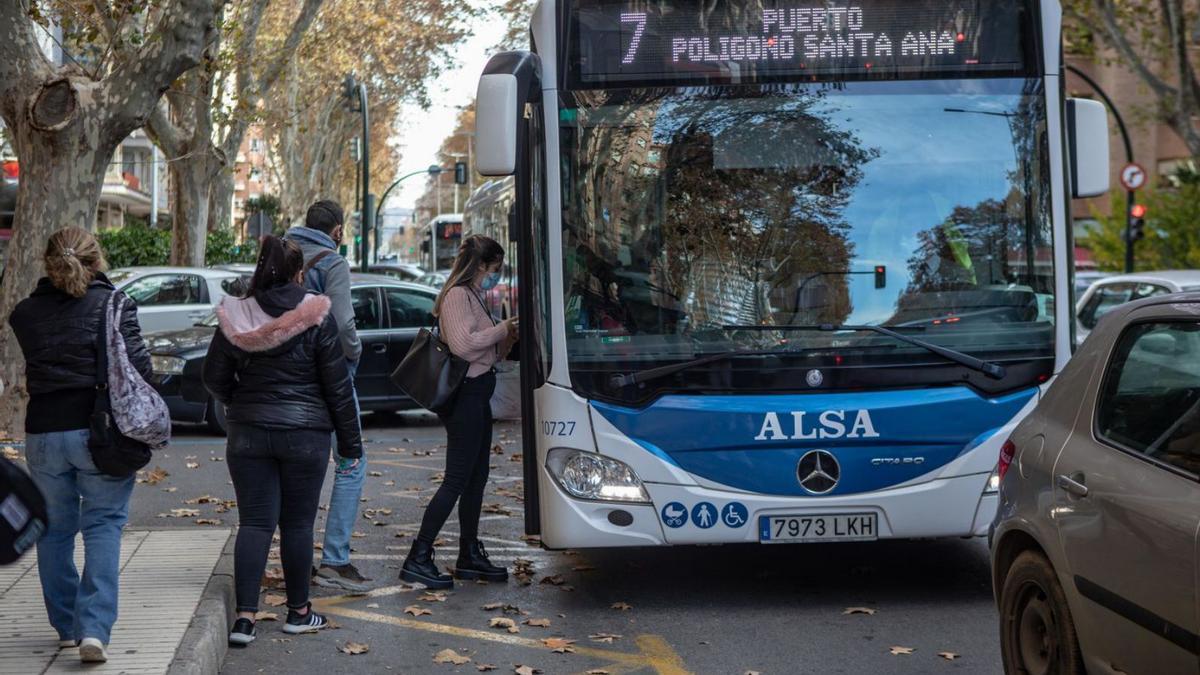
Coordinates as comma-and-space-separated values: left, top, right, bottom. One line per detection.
0, 456, 48, 565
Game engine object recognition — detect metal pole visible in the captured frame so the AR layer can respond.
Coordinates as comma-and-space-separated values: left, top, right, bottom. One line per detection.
358, 83, 371, 272
1065, 64, 1136, 273
149, 145, 160, 228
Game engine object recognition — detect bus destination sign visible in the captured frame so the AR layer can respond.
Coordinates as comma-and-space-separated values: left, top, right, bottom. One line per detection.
568, 0, 1031, 86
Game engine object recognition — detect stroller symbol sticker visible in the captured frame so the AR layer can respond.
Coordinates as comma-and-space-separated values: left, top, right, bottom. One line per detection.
722, 502, 748, 528
661, 502, 688, 528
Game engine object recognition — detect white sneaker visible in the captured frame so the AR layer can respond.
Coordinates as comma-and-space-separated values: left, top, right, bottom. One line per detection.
57, 639, 76, 649
79, 637, 108, 663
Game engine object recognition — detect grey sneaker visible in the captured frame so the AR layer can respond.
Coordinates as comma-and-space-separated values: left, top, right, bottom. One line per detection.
313, 563, 371, 592
79, 637, 108, 663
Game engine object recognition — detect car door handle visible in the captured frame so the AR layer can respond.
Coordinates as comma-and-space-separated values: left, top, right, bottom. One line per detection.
1056, 473, 1089, 498
372, 343, 388, 353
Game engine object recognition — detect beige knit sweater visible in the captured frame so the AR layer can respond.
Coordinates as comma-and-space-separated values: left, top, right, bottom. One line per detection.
440, 285, 507, 378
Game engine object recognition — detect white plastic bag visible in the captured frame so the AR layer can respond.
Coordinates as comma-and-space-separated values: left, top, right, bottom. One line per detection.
490, 361, 522, 421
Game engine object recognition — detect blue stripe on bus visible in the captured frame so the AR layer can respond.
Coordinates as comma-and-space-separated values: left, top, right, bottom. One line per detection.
590, 386, 1036, 496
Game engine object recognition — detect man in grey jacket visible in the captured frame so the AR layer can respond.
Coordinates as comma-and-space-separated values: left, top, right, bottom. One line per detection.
284, 200, 370, 591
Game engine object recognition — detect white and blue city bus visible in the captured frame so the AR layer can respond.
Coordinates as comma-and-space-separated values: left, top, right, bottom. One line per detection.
473, 0, 1111, 548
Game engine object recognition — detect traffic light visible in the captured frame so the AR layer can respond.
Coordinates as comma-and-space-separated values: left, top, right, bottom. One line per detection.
454, 161, 468, 185
1129, 204, 1147, 242
874, 265, 886, 289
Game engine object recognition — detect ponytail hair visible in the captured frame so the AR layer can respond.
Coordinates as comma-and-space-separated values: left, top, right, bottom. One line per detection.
433, 234, 505, 317
247, 235, 305, 296
45, 227, 107, 298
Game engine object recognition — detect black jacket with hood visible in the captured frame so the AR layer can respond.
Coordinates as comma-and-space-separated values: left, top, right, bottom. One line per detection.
202, 283, 362, 458
8, 273, 152, 434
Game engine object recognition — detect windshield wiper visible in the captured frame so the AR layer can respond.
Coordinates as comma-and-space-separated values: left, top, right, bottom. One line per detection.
724, 324, 1007, 380
608, 348, 795, 388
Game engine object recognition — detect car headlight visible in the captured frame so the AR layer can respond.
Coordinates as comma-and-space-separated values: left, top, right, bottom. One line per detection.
984, 465, 1001, 494
151, 355, 186, 376
546, 448, 650, 503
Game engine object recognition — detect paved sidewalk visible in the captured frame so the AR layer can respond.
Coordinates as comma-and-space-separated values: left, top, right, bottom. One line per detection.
0, 529, 231, 675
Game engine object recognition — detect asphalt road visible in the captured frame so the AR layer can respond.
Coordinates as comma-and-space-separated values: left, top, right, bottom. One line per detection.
126, 414, 1003, 675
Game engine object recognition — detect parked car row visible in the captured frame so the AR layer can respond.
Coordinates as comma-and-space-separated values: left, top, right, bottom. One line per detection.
993, 289, 1200, 674
146, 275, 438, 434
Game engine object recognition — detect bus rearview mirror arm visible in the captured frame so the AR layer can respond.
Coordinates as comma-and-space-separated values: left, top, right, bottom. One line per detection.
476, 51, 543, 176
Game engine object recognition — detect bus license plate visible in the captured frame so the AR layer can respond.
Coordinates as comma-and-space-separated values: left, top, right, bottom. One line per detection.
760, 514, 877, 543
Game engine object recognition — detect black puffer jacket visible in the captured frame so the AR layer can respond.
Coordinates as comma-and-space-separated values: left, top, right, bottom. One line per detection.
9, 274, 152, 433
202, 284, 362, 458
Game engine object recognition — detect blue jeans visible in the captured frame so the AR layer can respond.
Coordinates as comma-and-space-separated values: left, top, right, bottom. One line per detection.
24, 430, 135, 644
321, 359, 364, 567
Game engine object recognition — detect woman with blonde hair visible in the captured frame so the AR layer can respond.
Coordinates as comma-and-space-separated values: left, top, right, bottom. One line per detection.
401, 235, 517, 589
8, 227, 152, 664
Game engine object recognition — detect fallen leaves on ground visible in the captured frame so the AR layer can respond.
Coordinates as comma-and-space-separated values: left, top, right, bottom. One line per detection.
158, 508, 200, 518
476, 664, 497, 672
482, 503, 513, 516
586, 670, 611, 675
523, 618, 551, 627
338, 641, 370, 655
744, 671, 762, 675
419, 591, 448, 603
185, 462, 200, 469
184, 494, 220, 504
938, 652, 961, 661
572, 565, 595, 572
262, 568, 285, 588
2, 446, 18, 461
263, 594, 286, 607
610, 602, 632, 611
481, 602, 503, 611
432, 648, 471, 665
539, 574, 566, 586
489, 617, 520, 633
138, 467, 169, 485
254, 611, 278, 621
161, 486, 177, 492
514, 666, 541, 675
588, 633, 621, 643
404, 605, 432, 617
843, 607, 877, 615
194, 518, 221, 525
541, 638, 576, 654
889, 646, 915, 656
369, 470, 384, 477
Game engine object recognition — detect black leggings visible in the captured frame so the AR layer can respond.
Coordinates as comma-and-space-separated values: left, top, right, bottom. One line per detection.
417, 372, 496, 548
227, 424, 330, 613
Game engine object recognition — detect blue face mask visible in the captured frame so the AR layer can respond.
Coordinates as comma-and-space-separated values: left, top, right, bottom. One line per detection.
481, 271, 501, 291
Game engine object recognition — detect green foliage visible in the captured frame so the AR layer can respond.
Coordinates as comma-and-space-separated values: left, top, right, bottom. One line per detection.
205, 228, 259, 266
1083, 177, 1200, 272
98, 223, 170, 269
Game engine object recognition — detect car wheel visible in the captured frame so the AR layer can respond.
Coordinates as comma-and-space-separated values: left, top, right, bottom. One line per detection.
206, 399, 228, 437
999, 550, 1084, 675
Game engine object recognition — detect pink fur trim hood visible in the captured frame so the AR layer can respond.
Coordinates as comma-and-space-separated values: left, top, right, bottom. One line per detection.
216, 293, 331, 352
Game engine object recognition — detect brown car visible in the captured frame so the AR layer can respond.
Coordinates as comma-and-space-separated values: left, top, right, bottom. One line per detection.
991, 291, 1200, 674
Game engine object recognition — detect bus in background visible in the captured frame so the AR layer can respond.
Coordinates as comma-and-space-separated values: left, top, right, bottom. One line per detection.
474, 0, 1111, 549
420, 213, 463, 272
463, 178, 517, 319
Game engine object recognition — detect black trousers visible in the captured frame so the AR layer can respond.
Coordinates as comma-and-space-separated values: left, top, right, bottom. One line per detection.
226, 423, 330, 613
417, 372, 496, 548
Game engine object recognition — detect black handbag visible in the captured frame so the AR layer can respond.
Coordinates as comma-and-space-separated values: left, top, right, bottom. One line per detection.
87, 293, 152, 478
0, 456, 48, 565
390, 325, 470, 415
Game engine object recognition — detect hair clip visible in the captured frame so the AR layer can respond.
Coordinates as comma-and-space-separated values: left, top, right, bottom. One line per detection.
61, 247, 76, 257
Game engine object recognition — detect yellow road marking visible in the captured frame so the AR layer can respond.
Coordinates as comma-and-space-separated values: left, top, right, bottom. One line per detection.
311, 595, 691, 674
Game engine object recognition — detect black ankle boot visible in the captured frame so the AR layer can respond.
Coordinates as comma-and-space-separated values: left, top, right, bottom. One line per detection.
400, 541, 453, 589
455, 540, 508, 582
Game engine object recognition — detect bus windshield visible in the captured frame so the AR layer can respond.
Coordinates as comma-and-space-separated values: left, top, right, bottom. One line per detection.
560, 79, 1053, 402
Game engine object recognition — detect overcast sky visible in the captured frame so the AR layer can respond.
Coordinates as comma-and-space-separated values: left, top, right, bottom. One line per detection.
388, 10, 507, 212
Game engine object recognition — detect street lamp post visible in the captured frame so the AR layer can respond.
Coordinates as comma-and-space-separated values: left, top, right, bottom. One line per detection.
373, 165, 444, 264
343, 74, 371, 272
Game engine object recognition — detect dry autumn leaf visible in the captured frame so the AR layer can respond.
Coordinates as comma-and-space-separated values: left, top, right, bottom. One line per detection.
140, 467, 169, 484
263, 594, 286, 607
159, 508, 200, 518
586, 671, 611, 675
254, 611, 278, 621
843, 607, 878, 615
194, 518, 222, 525
541, 638, 576, 653
404, 605, 432, 617
419, 592, 448, 603
514, 667, 541, 675
476, 665, 497, 672
339, 642, 369, 655
185, 462, 200, 469
889, 646, 915, 656
523, 618, 551, 627
588, 633, 621, 643
938, 652, 961, 661
610, 602, 632, 611
481, 602, 503, 611
539, 575, 565, 586
2, 446, 19, 461
489, 617, 520, 633
433, 648, 471, 665
185, 494, 220, 504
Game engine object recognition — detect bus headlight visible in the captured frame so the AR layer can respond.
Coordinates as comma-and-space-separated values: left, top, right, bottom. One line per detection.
151, 355, 185, 375
546, 449, 650, 503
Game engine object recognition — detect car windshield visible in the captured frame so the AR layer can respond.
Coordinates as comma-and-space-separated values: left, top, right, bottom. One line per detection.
560, 80, 1053, 398
107, 270, 137, 285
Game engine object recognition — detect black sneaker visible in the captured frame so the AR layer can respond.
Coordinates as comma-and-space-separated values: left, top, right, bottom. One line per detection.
313, 563, 372, 592
283, 603, 329, 634
228, 618, 256, 646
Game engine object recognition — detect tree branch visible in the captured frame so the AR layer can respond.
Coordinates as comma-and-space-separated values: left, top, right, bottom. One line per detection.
0, 0, 53, 127
1091, 0, 1179, 99
145, 101, 187, 159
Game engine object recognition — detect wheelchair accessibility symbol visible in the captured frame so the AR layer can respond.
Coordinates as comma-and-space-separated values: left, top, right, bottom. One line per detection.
722, 502, 748, 528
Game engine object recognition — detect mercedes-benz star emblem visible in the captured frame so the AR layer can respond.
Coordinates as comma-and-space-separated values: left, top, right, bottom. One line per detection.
797, 450, 840, 494
805, 369, 824, 387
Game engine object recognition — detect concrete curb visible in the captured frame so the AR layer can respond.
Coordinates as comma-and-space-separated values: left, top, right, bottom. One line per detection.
167, 532, 235, 675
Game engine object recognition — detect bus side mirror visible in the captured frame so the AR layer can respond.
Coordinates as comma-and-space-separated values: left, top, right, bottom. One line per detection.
1067, 98, 1110, 199
476, 73, 519, 176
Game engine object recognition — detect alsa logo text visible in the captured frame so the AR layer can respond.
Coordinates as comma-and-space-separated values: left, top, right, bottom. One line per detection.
754, 410, 880, 441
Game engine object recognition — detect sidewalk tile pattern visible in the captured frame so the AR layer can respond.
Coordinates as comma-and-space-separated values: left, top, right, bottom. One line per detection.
0, 529, 230, 675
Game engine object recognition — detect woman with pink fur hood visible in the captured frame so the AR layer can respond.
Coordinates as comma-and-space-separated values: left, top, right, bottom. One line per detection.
202, 236, 362, 647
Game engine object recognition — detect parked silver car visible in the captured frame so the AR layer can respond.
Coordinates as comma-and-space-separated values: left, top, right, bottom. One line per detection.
992, 291, 1200, 674
109, 266, 245, 333
1076, 270, 1200, 342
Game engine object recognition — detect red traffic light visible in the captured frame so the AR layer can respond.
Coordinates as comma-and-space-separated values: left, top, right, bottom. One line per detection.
1131, 204, 1147, 218
1, 161, 17, 179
